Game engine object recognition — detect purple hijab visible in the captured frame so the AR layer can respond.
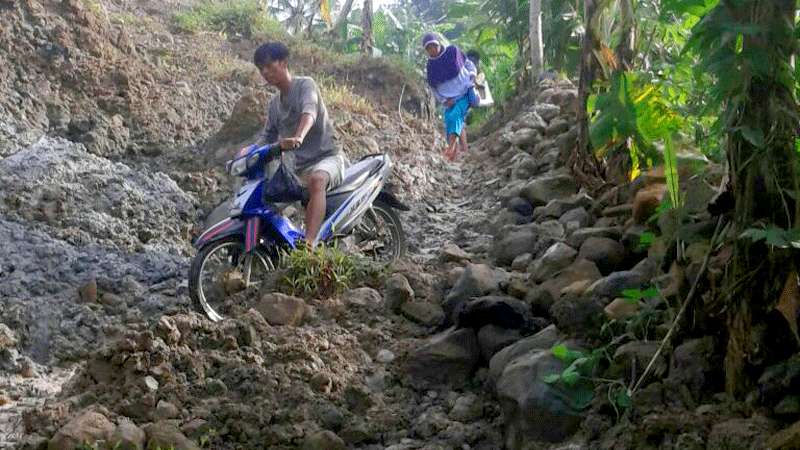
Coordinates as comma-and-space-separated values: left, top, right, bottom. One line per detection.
425, 37, 466, 88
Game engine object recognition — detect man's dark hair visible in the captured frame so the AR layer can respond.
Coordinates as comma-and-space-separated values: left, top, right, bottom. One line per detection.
253, 42, 290, 67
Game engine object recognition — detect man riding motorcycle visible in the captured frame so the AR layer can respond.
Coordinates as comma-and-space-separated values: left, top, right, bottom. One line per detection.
245, 41, 347, 246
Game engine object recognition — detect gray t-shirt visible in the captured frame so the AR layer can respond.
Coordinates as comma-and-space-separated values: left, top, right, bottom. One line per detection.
262, 77, 340, 172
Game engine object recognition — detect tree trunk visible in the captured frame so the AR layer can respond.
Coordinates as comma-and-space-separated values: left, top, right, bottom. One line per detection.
615, 0, 635, 70
331, 0, 356, 32
723, 0, 799, 396
529, 0, 543, 80
361, 0, 373, 55
571, 0, 603, 187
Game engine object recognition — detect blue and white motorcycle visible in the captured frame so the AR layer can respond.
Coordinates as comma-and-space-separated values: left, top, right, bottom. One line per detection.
188, 143, 408, 321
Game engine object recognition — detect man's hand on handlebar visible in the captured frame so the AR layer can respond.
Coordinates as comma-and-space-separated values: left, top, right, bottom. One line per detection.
280, 137, 303, 150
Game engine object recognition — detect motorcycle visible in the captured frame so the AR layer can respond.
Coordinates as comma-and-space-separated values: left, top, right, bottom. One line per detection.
188, 143, 408, 322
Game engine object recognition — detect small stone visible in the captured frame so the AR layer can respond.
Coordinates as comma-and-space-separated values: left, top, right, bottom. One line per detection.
376, 349, 396, 364
0, 324, 17, 350
0, 393, 9, 406
604, 297, 641, 320
449, 394, 483, 422
19, 358, 35, 378
385, 274, 415, 312
511, 253, 533, 272
154, 400, 180, 420
344, 287, 383, 309
143, 376, 159, 392
303, 430, 347, 450
400, 301, 445, 327
205, 378, 227, 396
254, 293, 307, 326
442, 243, 472, 262
109, 420, 146, 450
560, 280, 592, 297
310, 372, 333, 393
78, 279, 98, 303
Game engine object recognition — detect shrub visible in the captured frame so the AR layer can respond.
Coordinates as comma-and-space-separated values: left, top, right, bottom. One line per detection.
174, 0, 284, 38
280, 244, 355, 298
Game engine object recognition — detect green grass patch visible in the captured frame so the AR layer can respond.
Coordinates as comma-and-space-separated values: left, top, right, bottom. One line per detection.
174, 0, 285, 38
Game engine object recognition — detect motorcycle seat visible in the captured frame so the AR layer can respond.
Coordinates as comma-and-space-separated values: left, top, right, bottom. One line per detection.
328, 155, 384, 195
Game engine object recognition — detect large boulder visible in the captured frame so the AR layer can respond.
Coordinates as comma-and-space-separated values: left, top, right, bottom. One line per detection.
520, 173, 579, 207
529, 242, 578, 283
577, 237, 626, 275
48, 410, 115, 450
538, 259, 602, 301
443, 264, 503, 323
665, 337, 716, 401
457, 296, 534, 331
489, 325, 561, 385
401, 301, 445, 327
109, 420, 146, 450
478, 325, 524, 363
143, 422, 201, 450
495, 349, 587, 446
406, 328, 480, 389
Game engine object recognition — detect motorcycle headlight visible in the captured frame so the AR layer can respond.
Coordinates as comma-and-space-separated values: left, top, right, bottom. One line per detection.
228, 157, 248, 176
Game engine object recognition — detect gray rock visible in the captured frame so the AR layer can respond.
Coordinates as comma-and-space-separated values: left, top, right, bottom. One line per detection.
458, 296, 534, 331
478, 325, 523, 362
550, 295, 604, 336
509, 128, 542, 147
507, 197, 534, 217
492, 222, 563, 266
443, 264, 501, 323
706, 417, 776, 450
516, 111, 548, 131
143, 421, 201, 450
567, 227, 623, 249
385, 274, 414, 312
586, 271, 648, 299
538, 259, 602, 300
533, 193, 594, 219
449, 394, 484, 423
559, 207, 591, 228
524, 285, 556, 316
441, 243, 471, 263
533, 104, 561, 122
344, 287, 383, 309
495, 349, 586, 445
578, 237, 626, 275
529, 242, 578, 283
520, 173, 579, 206
154, 400, 180, 421
511, 253, 533, 272
303, 430, 346, 450
401, 301, 445, 327
546, 118, 571, 137
489, 324, 561, 386
317, 404, 346, 431
254, 293, 307, 326
611, 341, 666, 379
109, 420, 146, 450
407, 328, 480, 389
48, 410, 115, 450
665, 337, 715, 400
0, 324, 17, 350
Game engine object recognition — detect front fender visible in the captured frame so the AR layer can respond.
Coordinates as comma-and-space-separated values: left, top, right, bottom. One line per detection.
193, 217, 245, 249
377, 190, 410, 211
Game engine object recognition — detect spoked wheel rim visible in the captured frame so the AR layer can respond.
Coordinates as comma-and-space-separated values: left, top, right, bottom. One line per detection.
196, 241, 275, 322
355, 206, 402, 262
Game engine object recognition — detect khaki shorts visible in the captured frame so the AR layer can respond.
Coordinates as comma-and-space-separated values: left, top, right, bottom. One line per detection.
297, 153, 346, 190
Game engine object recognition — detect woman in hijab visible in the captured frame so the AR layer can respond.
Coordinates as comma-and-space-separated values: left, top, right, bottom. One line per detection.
422, 32, 479, 161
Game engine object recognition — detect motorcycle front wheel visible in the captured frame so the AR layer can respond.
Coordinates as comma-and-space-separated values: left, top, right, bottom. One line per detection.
188, 236, 276, 322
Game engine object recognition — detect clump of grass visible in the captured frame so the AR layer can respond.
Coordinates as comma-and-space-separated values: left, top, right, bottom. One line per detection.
280, 244, 356, 298
318, 78, 374, 116
174, 0, 285, 38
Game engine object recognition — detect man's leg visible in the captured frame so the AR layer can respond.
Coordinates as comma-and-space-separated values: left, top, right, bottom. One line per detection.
459, 127, 468, 155
305, 170, 329, 245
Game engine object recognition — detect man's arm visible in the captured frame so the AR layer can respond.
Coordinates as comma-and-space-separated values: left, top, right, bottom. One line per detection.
281, 79, 319, 150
